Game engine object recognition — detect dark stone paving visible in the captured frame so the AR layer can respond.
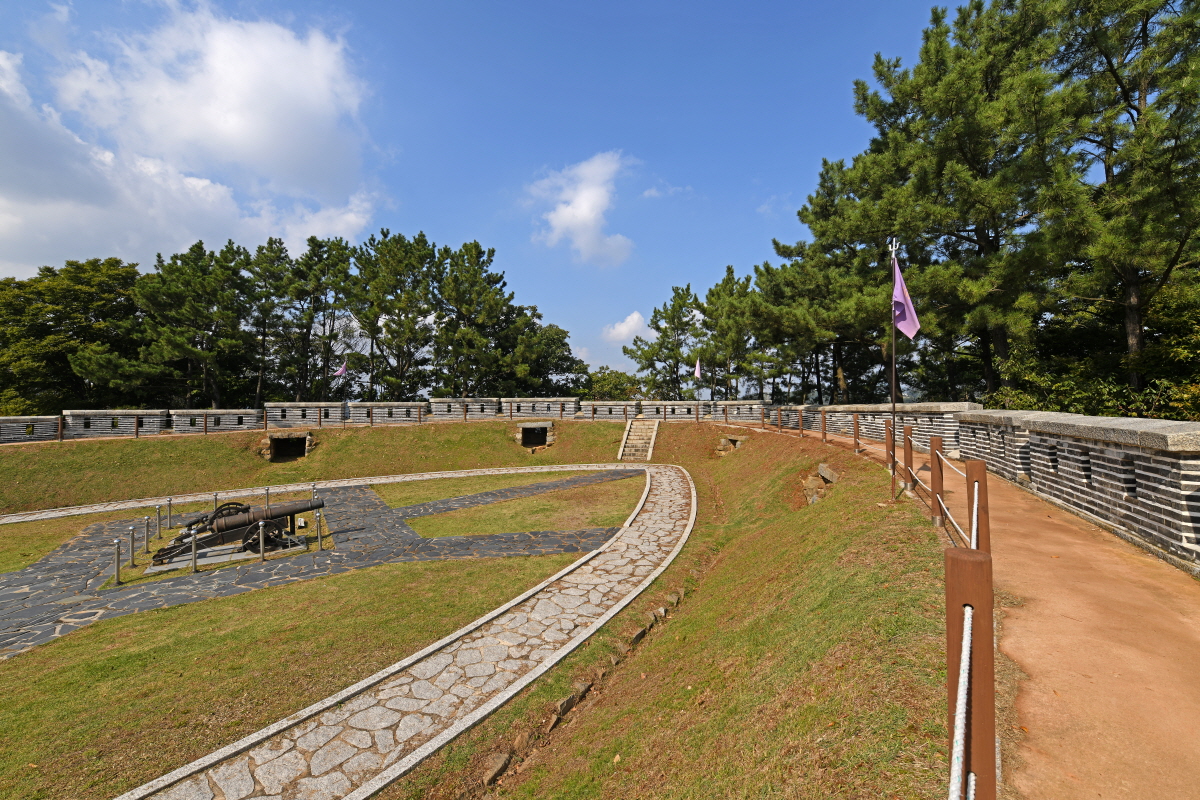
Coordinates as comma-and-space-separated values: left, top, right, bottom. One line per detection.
0, 469, 642, 658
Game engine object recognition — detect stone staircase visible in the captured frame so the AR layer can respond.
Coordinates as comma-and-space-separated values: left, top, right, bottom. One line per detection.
619, 419, 659, 462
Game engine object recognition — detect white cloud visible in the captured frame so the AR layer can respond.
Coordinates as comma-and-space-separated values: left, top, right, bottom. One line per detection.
0, 5, 373, 277
529, 151, 634, 266
642, 182, 689, 199
602, 311, 654, 343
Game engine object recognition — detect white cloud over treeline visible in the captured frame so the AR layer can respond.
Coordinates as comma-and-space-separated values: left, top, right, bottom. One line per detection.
529, 150, 634, 266
0, 3, 373, 277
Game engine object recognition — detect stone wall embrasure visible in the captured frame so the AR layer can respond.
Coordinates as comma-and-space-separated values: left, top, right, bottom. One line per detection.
957, 410, 1200, 565
640, 400, 710, 422
577, 400, 639, 421
169, 409, 264, 433
346, 402, 429, 425
63, 409, 171, 438
264, 402, 347, 427
500, 398, 580, 419
0, 416, 60, 443
429, 398, 502, 420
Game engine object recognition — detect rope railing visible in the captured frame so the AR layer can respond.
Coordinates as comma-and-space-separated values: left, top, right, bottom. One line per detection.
939, 495, 969, 547
949, 604, 974, 800
938, 448, 967, 477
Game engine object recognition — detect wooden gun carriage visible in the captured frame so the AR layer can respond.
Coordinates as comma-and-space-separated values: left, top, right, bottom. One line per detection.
152, 498, 324, 564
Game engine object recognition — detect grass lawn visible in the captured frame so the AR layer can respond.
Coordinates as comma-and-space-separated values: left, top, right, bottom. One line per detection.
0, 493, 311, 575
379, 425, 951, 800
0, 421, 628, 514
372, 470, 594, 509
406, 473, 646, 537
0, 553, 577, 800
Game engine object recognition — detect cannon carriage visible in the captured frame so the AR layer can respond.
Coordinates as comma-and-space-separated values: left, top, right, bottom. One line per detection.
153, 498, 325, 565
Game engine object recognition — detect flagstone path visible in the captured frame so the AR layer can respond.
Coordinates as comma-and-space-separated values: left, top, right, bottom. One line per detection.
0, 467, 642, 659
112, 463, 694, 800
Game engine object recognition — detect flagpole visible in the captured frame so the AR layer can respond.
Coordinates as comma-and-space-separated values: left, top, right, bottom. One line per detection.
889, 238, 898, 501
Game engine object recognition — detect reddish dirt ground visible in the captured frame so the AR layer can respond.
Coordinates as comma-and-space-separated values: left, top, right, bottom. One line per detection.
740, 424, 1200, 799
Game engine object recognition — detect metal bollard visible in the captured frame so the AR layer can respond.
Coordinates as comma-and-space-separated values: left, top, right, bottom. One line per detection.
143, 516, 151, 553
190, 527, 198, 574
311, 483, 317, 502
315, 510, 323, 551
156, 505, 162, 539
128, 527, 136, 568
265, 487, 271, 517
114, 540, 122, 585
259, 521, 266, 563
213, 492, 218, 512
167, 498, 173, 529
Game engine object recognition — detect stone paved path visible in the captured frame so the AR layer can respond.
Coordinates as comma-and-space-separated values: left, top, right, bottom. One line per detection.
115, 463, 695, 800
0, 468, 641, 659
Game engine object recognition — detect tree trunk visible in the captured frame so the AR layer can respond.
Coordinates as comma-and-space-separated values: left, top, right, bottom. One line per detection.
980, 331, 995, 394
1124, 280, 1146, 390
814, 350, 824, 405
991, 326, 1010, 387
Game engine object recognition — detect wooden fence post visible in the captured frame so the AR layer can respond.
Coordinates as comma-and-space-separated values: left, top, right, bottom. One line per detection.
821, 409, 827, 442
945, 548, 996, 800
57, 415, 64, 441
761, 407, 765, 428
903, 425, 914, 489
965, 461, 991, 552
418, 404, 423, 424
930, 435, 945, 527
853, 413, 861, 453
369, 407, 374, 426
724, 405, 728, 424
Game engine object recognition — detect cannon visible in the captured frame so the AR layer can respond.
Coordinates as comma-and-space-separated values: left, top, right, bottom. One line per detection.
153, 498, 325, 564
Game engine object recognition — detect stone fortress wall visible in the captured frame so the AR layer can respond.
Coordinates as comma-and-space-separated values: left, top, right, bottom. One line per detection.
4, 397, 1198, 573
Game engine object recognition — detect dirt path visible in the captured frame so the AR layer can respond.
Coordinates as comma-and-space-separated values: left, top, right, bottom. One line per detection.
732, 424, 1200, 798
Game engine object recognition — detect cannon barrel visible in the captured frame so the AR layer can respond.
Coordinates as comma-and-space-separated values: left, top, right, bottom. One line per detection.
212, 498, 325, 534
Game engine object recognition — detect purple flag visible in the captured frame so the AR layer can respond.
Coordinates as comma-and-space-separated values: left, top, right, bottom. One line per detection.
332, 361, 347, 377
892, 255, 920, 340
694, 357, 701, 380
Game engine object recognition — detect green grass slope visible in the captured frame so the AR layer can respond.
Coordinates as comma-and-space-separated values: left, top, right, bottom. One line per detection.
0, 421, 627, 513
381, 424, 949, 799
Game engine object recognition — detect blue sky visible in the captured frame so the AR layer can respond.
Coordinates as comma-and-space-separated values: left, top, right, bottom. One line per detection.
0, 0, 934, 369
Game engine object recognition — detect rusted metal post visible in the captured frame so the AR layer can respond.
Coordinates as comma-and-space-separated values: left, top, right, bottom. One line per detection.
114, 540, 122, 585
885, 420, 894, 475
945, 548, 996, 800
904, 425, 914, 489
965, 461, 991, 553
853, 414, 861, 453
821, 409, 827, 442
930, 436, 945, 527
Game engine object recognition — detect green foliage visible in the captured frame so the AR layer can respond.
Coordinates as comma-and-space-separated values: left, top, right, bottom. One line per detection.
2, 230, 587, 411
628, 0, 1200, 417
623, 285, 702, 400
0, 259, 141, 414
583, 366, 644, 400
